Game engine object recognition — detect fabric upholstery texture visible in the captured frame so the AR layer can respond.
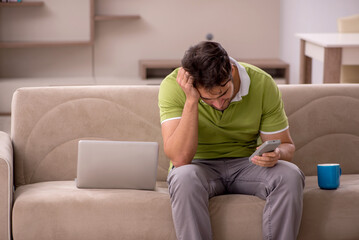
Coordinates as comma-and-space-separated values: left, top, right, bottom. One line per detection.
6, 84, 359, 240
11, 86, 169, 187
299, 175, 359, 240
11, 85, 359, 186
11, 176, 359, 240
280, 84, 359, 176
12, 181, 265, 240
0, 131, 13, 240
12, 181, 176, 240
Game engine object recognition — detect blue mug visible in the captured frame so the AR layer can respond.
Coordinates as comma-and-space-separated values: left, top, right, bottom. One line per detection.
317, 164, 342, 190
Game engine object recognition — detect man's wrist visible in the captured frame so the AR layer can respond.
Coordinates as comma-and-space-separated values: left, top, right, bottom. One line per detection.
186, 97, 199, 106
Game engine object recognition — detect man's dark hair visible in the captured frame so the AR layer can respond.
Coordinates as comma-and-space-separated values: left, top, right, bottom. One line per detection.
181, 41, 232, 89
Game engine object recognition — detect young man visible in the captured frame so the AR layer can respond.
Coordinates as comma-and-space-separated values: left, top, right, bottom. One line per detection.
158, 41, 305, 240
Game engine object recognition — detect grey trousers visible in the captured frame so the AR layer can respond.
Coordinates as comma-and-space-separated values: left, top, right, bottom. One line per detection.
167, 157, 305, 240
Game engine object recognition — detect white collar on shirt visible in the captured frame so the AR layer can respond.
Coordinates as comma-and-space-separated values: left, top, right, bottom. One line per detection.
229, 57, 251, 102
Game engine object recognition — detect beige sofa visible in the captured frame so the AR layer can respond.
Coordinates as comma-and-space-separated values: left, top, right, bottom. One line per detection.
1, 84, 359, 240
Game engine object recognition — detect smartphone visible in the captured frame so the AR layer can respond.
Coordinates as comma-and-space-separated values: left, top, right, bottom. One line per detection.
249, 140, 281, 162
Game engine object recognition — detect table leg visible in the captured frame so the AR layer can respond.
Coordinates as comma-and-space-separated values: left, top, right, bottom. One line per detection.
323, 48, 342, 83
299, 40, 312, 84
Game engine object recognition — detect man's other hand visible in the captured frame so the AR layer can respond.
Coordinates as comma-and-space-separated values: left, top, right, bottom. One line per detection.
251, 148, 281, 168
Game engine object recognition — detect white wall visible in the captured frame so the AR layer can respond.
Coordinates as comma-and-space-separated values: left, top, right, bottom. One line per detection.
0, 0, 281, 79
1, 0, 358, 113
94, 0, 280, 78
0, 0, 91, 42
0, 0, 281, 113
0, 0, 93, 79
280, 0, 359, 84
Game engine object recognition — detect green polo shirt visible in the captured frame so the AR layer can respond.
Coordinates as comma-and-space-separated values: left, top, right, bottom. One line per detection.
158, 60, 288, 161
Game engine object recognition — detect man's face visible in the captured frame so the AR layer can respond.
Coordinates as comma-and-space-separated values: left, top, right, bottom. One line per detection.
197, 78, 234, 111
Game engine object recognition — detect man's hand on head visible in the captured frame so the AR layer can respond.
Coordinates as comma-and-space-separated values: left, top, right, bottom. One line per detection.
177, 68, 200, 103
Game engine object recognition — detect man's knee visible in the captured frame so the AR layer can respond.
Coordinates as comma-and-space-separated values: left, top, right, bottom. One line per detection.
275, 161, 305, 195
167, 164, 209, 196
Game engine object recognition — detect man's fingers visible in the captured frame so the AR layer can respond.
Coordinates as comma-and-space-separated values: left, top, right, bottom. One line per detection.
184, 72, 191, 82
252, 156, 277, 168
188, 76, 194, 85
175, 68, 200, 101
177, 68, 192, 86
262, 152, 276, 158
176, 68, 185, 84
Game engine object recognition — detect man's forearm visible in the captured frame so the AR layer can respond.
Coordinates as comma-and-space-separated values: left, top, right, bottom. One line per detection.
278, 143, 295, 162
164, 99, 198, 167
260, 129, 296, 163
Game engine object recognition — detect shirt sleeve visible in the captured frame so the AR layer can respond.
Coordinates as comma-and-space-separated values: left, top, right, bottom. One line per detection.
158, 68, 186, 124
259, 77, 288, 134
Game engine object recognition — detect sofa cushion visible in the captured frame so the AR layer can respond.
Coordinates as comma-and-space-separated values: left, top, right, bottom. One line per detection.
11, 85, 359, 188
12, 175, 359, 240
11, 86, 169, 186
279, 84, 359, 176
12, 181, 176, 240
12, 181, 266, 240
299, 174, 359, 240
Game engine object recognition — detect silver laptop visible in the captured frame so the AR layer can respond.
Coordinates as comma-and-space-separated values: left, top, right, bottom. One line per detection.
76, 140, 159, 190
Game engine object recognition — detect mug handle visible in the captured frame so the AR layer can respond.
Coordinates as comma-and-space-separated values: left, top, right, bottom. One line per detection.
340, 167, 342, 176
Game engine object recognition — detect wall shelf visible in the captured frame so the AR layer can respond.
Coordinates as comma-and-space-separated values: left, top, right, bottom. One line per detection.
0, 1, 140, 48
0, 1, 44, 7
0, 41, 92, 48
94, 15, 141, 21
238, 58, 289, 84
139, 59, 290, 84
139, 60, 181, 79
0, 1, 94, 48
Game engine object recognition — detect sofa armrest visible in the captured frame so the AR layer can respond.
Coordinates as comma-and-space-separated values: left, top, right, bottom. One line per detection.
0, 131, 13, 240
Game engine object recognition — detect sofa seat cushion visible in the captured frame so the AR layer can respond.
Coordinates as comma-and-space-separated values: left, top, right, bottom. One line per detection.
12, 181, 176, 240
299, 174, 359, 240
13, 175, 359, 240
12, 181, 266, 240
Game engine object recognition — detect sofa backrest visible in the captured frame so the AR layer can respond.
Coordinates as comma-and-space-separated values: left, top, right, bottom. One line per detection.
11, 86, 168, 187
11, 84, 359, 187
280, 84, 359, 176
